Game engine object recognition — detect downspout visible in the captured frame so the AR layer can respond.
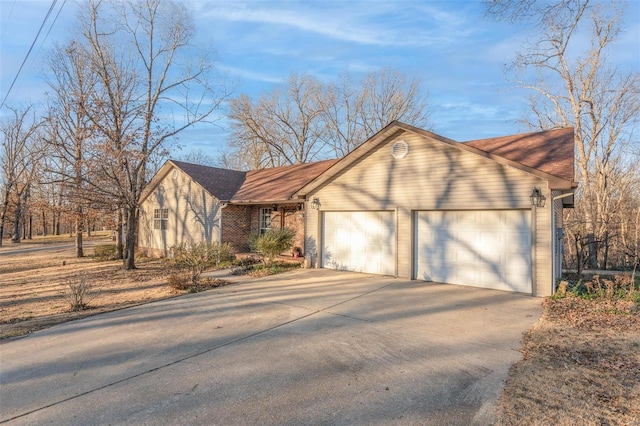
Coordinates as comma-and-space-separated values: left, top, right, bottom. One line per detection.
551, 192, 575, 294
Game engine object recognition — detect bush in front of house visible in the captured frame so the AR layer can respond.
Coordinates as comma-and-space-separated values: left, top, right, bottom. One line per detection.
171, 241, 234, 286
94, 244, 119, 260
250, 228, 296, 266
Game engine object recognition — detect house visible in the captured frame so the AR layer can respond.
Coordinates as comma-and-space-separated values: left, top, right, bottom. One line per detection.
139, 121, 576, 297
138, 159, 338, 257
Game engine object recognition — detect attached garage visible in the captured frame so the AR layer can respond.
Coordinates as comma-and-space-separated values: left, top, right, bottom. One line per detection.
414, 210, 531, 293
322, 211, 395, 276
297, 122, 576, 297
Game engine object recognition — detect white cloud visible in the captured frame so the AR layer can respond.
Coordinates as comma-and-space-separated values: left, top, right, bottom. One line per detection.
195, 1, 464, 47
216, 64, 284, 84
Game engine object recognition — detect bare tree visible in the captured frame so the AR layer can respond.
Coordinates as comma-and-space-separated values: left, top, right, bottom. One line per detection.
320, 68, 431, 157
71, 0, 229, 269
227, 69, 432, 168
174, 148, 220, 167
44, 40, 98, 257
487, 0, 640, 270
358, 68, 431, 143
0, 107, 42, 246
229, 74, 327, 168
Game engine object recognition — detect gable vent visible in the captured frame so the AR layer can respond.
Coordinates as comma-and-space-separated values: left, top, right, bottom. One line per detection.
391, 140, 409, 159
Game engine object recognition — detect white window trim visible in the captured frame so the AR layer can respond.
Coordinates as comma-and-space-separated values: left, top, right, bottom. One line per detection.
153, 208, 169, 231
260, 207, 272, 234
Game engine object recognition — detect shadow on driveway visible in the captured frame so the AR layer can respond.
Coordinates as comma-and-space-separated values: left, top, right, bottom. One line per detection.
0, 269, 541, 425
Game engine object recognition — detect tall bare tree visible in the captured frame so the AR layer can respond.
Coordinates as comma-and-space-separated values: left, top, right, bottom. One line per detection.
227, 69, 432, 168
0, 107, 42, 246
487, 0, 640, 269
229, 74, 327, 168
72, 0, 229, 269
44, 40, 97, 257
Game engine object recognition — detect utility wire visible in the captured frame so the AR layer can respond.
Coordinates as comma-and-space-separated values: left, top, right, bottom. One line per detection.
39, 0, 67, 55
1, 0, 18, 38
0, 0, 58, 109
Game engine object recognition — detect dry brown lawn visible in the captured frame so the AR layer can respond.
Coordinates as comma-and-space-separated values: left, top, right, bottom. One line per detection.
496, 296, 640, 425
0, 233, 179, 339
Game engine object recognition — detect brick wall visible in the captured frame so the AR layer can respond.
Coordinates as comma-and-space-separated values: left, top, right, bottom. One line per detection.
283, 208, 305, 255
221, 204, 252, 252
248, 204, 305, 256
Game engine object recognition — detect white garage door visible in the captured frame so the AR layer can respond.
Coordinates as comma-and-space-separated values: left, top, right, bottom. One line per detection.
322, 211, 395, 276
414, 210, 531, 293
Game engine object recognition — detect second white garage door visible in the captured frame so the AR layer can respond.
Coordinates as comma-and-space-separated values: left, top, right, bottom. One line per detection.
322, 211, 395, 276
414, 210, 532, 293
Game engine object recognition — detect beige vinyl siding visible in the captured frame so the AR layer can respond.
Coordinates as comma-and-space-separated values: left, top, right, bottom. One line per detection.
551, 190, 565, 285
306, 131, 555, 296
535, 185, 553, 296
139, 166, 222, 257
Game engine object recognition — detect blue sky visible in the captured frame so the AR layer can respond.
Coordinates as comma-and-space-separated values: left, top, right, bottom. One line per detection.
1, 0, 639, 156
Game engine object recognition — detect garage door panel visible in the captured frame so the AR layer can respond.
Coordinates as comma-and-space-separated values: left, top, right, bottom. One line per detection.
415, 210, 531, 293
322, 211, 395, 276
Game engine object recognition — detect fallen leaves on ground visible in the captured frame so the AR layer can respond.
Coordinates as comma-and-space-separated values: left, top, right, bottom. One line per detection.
496, 297, 640, 425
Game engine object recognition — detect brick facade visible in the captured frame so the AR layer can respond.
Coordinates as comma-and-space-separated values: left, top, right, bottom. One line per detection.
247, 204, 305, 256
220, 204, 252, 252
178, 203, 306, 256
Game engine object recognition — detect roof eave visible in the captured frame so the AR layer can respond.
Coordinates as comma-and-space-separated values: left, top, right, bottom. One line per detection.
295, 121, 576, 197
229, 199, 303, 205
139, 160, 177, 204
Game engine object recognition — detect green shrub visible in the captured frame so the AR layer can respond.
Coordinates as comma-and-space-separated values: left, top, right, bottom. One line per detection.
251, 228, 296, 266
171, 241, 234, 286
553, 273, 639, 302
94, 244, 118, 260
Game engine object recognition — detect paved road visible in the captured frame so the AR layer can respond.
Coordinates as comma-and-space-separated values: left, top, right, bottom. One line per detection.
0, 269, 541, 425
0, 240, 100, 256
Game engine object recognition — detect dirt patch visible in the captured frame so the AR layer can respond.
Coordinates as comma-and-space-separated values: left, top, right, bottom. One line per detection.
0, 234, 185, 339
496, 297, 640, 425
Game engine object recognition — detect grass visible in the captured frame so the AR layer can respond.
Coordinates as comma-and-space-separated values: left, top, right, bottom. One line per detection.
496, 272, 640, 425
1, 236, 299, 339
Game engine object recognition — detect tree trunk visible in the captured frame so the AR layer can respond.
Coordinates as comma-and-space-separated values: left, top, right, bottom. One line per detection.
587, 233, 597, 269
602, 230, 610, 270
42, 210, 47, 236
54, 212, 60, 235
0, 188, 11, 247
27, 214, 32, 239
75, 211, 84, 258
575, 233, 583, 276
123, 206, 137, 270
116, 209, 124, 259
11, 198, 22, 243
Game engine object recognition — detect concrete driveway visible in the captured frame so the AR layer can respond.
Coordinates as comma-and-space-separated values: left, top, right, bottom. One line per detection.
0, 269, 541, 425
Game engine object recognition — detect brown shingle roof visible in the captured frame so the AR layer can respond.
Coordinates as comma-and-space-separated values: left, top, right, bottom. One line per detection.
464, 127, 575, 182
171, 159, 338, 203
231, 159, 338, 203
170, 160, 246, 201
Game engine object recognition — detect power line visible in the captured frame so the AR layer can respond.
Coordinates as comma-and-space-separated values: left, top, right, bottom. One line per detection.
1, 0, 18, 39
40, 0, 67, 54
0, 0, 58, 109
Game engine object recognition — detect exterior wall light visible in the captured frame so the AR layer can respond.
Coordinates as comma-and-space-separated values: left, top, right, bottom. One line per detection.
530, 188, 546, 208
311, 197, 321, 210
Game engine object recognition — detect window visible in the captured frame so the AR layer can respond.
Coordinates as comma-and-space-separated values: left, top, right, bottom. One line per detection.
260, 208, 272, 234
153, 208, 169, 230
